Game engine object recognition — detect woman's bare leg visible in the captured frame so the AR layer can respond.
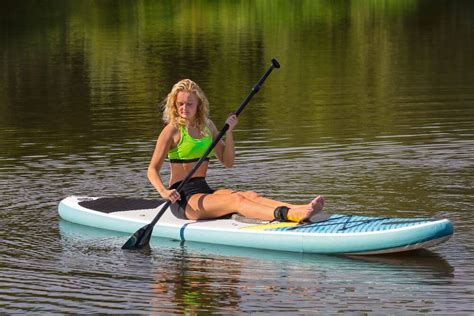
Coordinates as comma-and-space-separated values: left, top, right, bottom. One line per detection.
185, 191, 324, 222
214, 190, 324, 214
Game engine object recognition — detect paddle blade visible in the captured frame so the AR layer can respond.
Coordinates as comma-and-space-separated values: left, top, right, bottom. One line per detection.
121, 224, 154, 250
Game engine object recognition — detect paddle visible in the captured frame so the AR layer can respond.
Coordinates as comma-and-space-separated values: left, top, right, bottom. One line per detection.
122, 58, 281, 250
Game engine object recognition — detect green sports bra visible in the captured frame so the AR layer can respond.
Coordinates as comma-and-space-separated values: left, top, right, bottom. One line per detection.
167, 125, 214, 163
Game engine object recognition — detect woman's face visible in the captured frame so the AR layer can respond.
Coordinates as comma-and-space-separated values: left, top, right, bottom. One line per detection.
176, 91, 199, 121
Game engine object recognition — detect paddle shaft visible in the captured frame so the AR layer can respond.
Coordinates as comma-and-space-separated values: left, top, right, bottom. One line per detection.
149, 59, 280, 227
122, 58, 280, 249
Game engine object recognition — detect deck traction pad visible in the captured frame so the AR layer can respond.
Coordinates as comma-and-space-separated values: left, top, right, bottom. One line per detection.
79, 197, 165, 213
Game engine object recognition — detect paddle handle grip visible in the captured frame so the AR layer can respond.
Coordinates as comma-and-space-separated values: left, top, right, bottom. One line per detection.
234, 58, 280, 117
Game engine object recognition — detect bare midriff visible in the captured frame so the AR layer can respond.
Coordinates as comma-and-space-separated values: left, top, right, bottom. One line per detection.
168, 161, 209, 186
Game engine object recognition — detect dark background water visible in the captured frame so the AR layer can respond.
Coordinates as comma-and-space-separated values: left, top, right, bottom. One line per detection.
1, 0, 473, 313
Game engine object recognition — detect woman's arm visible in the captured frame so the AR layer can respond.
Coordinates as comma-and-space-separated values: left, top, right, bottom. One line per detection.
211, 114, 238, 168
147, 124, 181, 203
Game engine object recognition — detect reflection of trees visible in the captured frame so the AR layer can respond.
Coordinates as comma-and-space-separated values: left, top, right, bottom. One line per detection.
148, 245, 454, 313
1, 0, 472, 156
151, 247, 241, 314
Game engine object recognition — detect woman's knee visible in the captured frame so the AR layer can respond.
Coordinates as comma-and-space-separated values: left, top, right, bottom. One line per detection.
231, 192, 247, 206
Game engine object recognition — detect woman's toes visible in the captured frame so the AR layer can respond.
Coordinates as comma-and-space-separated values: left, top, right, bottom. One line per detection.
310, 195, 325, 212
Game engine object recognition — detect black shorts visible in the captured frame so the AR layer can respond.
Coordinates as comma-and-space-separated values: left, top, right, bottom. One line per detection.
168, 177, 215, 219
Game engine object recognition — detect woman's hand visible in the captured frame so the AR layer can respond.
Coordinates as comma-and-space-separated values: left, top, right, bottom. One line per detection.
226, 113, 238, 131
161, 189, 181, 203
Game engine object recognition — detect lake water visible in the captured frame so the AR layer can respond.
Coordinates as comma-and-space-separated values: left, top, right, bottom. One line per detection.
1, 0, 473, 314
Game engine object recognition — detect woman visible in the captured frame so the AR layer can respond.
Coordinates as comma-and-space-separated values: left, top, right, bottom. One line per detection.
148, 79, 324, 222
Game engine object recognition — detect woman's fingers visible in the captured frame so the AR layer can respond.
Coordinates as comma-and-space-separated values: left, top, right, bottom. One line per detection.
226, 113, 238, 130
167, 189, 181, 203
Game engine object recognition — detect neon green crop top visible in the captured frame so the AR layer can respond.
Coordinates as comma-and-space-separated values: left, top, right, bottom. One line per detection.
168, 126, 214, 163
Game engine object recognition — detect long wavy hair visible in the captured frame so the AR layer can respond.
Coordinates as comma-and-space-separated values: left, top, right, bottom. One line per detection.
162, 79, 210, 134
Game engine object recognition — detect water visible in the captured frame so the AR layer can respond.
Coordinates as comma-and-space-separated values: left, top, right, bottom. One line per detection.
1, 0, 473, 313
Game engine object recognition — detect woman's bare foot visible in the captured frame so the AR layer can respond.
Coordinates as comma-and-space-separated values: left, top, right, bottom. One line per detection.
286, 196, 325, 222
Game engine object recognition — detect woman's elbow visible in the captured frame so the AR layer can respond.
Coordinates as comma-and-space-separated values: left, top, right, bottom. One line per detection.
147, 166, 158, 179
223, 159, 234, 168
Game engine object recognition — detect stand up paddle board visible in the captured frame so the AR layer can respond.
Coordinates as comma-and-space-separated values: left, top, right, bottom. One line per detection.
58, 196, 454, 255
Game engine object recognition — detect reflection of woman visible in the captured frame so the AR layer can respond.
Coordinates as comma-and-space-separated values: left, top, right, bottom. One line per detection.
151, 250, 241, 313
148, 79, 325, 222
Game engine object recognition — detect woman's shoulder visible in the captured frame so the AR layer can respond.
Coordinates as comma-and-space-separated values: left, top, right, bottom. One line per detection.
161, 123, 181, 137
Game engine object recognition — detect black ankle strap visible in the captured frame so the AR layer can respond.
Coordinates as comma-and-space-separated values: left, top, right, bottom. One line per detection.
274, 206, 290, 222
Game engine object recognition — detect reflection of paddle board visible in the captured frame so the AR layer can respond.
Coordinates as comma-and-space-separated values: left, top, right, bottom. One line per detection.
58, 196, 454, 255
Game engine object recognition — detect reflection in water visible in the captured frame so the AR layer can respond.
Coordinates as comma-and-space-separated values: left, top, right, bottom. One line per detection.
60, 219, 455, 313
1, 1, 474, 157
151, 248, 241, 314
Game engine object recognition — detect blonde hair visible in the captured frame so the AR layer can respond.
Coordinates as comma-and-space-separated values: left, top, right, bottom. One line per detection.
162, 79, 210, 134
